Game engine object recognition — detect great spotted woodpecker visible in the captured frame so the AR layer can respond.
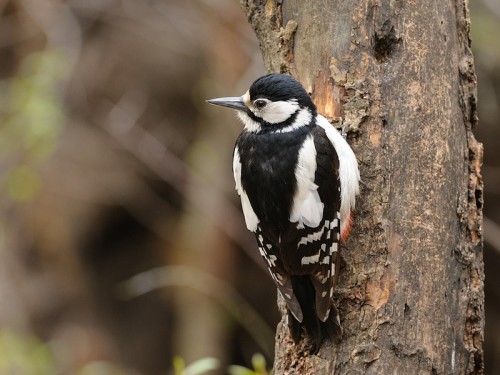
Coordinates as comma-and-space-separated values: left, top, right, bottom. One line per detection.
207, 74, 360, 350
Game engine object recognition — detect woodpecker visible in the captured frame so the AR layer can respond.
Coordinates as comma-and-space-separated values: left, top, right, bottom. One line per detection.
207, 74, 360, 351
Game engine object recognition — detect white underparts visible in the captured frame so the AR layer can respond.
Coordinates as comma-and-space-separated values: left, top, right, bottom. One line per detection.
233, 147, 259, 231
316, 115, 360, 235
289, 135, 324, 228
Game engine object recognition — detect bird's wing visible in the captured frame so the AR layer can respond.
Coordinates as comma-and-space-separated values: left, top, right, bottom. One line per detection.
281, 126, 342, 322
288, 212, 341, 321
299, 216, 341, 321
304, 126, 342, 321
255, 228, 303, 322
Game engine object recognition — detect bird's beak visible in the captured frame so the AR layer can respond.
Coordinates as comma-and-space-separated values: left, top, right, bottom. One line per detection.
206, 96, 247, 111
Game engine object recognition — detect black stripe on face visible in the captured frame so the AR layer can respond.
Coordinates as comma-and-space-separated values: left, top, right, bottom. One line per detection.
246, 107, 302, 134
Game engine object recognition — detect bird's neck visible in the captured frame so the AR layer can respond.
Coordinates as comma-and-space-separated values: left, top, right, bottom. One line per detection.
237, 108, 316, 134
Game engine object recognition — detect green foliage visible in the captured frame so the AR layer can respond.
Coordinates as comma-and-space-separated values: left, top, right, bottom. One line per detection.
227, 353, 271, 375
0, 330, 132, 375
0, 330, 56, 375
5, 165, 41, 202
173, 356, 220, 375
1, 49, 68, 201
0, 330, 270, 375
171, 354, 271, 375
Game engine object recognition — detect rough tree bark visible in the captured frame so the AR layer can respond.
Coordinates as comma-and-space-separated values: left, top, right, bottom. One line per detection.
240, 0, 484, 374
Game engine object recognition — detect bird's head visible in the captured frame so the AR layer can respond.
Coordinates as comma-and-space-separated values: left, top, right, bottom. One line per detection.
207, 74, 317, 133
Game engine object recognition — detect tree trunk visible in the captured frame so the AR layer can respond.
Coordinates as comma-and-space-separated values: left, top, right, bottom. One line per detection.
240, 0, 484, 374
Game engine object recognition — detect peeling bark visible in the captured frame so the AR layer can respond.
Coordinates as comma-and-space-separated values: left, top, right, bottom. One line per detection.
240, 0, 484, 373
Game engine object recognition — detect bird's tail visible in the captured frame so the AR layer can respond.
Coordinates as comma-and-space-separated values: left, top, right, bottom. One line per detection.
288, 275, 342, 353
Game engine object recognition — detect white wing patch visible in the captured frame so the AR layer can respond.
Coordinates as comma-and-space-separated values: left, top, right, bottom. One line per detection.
301, 253, 320, 265
233, 147, 259, 232
289, 135, 324, 228
316, 115, 360, 235
297, 225, 325, 247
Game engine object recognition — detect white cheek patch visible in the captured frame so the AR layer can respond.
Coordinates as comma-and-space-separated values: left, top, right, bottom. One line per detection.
260, 100, 299, 124
237, 111, 261, 133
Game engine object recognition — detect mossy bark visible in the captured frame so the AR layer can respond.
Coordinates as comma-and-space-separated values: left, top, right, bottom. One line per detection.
240, 0, 484, 373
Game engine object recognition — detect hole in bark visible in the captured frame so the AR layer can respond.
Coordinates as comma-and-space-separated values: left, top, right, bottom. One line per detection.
475, 189, 483, 209
474, 351, 484, 372
404, 303, 410, 317
373, 21, 401, 62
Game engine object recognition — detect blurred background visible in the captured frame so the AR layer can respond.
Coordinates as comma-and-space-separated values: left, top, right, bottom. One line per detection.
0, 0, 497, 374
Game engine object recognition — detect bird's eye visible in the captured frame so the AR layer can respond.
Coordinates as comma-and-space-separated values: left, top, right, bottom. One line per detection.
253, 99, 267, 109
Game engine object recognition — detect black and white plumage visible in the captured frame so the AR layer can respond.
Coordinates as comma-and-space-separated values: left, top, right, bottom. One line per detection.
207, 74, 360, 350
